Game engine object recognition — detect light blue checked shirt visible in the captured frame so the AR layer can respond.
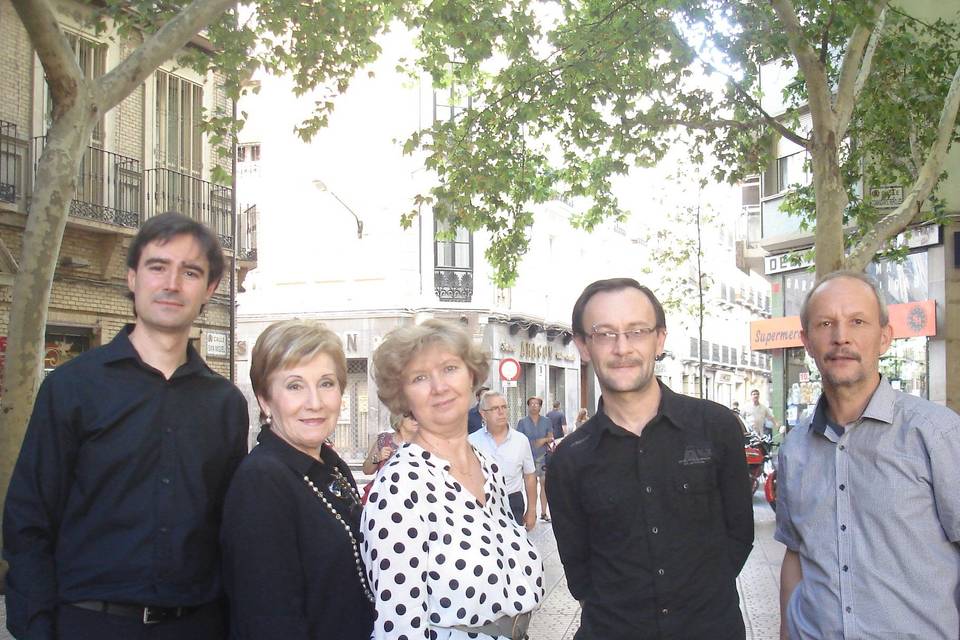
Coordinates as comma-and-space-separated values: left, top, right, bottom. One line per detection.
776, 377, 960, 639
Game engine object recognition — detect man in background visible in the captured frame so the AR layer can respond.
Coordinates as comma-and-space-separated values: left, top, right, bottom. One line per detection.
470, 391, 537, 530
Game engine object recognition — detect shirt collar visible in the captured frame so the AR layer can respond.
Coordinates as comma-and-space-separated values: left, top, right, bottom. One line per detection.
256, 426, 326, 477
590, 379, 680, 448
810, 375, 895, 438
102, 324, 207, 378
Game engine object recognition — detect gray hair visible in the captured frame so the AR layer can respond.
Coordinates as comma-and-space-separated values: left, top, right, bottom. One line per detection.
799, 270, 889, 332
480, 390, 505, 410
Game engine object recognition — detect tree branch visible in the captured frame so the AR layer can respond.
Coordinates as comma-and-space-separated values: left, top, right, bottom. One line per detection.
847, 59, 960, 269
99, 0, 238, 111
836, 2, 888, 138
769, 0, 836, 134
10, 0, 82, 115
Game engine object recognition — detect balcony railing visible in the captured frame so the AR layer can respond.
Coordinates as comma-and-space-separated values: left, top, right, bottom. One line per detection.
32, 137, 141, 228
1, 121, 26, 205
435, 267, 473, 302
144, 168, 233, 247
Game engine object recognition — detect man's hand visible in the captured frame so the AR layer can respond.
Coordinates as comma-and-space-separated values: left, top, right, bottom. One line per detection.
523, 509, 536, 531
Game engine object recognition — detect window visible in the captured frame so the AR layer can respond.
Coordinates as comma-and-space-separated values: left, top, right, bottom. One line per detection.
775, 151, 809, 193
689, 337, 699, 358
434, 217, 472, 269
238, 143, 260, 163
43, 35, 106, 145
155, 71, 203, 176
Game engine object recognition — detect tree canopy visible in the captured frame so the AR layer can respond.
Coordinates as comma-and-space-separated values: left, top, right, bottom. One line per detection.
401, 0, 960, 283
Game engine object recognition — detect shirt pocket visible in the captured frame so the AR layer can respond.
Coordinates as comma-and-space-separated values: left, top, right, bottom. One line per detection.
581, 477, 632, 546
674, 462, 718, 521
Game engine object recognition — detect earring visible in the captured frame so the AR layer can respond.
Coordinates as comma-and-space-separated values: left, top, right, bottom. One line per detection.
265, 414, 272, 425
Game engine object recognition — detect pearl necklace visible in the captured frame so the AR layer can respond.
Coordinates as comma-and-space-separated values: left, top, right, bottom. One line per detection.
302, 473, 374, 603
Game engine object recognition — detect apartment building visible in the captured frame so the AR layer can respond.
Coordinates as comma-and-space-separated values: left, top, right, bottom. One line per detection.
0, 0, 256, 380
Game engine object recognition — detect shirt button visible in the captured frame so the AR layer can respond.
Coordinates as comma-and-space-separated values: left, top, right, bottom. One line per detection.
657, 568, 665, 576
843, 565, 849, 572
839, 445, 845, 450
159, 527, 169, 534
840, 524, 847, 531
682, 482, 690, 490
638, 448, 645, 455
645, 486, 653, 494
845, 606, 852, 613
161, 477, 171, 485
839, 484, 845, 491
165, 427, 173, 434
651, 526, 659, 534
661, 608, 669, 615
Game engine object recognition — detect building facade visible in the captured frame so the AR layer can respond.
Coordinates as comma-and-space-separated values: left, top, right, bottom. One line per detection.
0, 0, 255, 380
740, 0, 960, 418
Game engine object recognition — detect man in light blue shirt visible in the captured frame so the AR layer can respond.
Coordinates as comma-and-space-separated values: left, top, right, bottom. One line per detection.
469, 392, 537, 530
777, 271, 960, 639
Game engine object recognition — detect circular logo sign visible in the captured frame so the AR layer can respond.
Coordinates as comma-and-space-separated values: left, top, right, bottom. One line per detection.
499, 358, 521, 382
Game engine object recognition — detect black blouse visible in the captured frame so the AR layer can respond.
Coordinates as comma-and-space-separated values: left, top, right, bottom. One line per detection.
221, 427, 374, 640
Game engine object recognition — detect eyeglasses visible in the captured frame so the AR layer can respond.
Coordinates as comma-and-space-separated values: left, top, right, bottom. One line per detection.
587, 326, 659, 347
482, 404, 508, 412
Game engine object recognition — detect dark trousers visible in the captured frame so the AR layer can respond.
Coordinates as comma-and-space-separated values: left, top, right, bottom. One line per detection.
57, 601, 225, 640
508, 490, 525, 525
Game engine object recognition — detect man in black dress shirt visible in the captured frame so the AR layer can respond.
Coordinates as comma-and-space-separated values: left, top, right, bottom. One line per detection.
3, 213, 249, 640
546, 278, 753, 640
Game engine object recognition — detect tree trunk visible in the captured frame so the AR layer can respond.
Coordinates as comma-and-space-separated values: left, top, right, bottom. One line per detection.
809, 130, 849, 279
0, 103, 96, 578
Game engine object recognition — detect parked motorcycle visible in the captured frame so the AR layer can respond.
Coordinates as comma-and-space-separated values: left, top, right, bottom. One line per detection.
744, 432, 777, 510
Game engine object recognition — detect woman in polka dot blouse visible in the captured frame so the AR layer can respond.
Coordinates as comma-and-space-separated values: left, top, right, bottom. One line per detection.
364, 320, 544, 640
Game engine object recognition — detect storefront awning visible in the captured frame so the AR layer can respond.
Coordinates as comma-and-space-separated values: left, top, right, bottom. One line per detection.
750, 300, 936, 350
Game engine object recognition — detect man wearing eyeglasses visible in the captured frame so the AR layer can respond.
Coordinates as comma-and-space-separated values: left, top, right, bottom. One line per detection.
469, 391, 537, 530
546, 278, 754, 640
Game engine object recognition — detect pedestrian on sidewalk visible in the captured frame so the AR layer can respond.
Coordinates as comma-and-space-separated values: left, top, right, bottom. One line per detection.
469, 391, 538, 530
777, 271, 960, 640
547, 277, 754, 640
517, 396, 554, 521
3, 213, 248, 639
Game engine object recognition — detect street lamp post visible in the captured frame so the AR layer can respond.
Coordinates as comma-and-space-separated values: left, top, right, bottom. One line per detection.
313, 179, 364, 239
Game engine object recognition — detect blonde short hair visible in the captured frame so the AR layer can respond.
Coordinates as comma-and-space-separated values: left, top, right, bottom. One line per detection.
250, 320, 347, 420
373, 319, 490, 416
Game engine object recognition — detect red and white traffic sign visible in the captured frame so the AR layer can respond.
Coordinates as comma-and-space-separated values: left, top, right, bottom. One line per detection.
499, 358, 520, 382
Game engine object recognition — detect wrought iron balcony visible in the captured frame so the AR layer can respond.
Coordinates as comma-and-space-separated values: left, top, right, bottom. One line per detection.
144, 168, 233, 247
32, 137, 142, 227
1, 121, 26, 205
435, 267, 473, 302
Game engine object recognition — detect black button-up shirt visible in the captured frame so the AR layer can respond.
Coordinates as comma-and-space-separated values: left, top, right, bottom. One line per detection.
221, 428, 374, 639
3, 326, 249, 639
546, 382, 754, 640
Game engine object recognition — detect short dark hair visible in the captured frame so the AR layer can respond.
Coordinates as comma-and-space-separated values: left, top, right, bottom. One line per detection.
127, 212, 225, 286
526, 396, 542, 406
571, 278, 666, 337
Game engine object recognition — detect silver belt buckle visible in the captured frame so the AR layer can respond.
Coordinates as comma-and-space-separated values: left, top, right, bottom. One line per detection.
142, 607, 161, 625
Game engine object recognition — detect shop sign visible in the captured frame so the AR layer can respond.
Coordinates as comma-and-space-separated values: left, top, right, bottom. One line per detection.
750, 300, 937, 350
869, 185, 904, 208
520, 341, 554, 361
499, 341, 516, 354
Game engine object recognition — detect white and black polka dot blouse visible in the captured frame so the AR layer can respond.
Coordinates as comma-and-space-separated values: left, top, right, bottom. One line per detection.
360, 442, 544, 640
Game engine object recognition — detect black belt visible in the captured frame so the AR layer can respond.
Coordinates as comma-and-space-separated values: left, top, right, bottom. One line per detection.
68, 600, 201, 625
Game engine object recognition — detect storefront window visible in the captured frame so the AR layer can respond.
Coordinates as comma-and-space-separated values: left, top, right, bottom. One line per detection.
784, 347, 821, 428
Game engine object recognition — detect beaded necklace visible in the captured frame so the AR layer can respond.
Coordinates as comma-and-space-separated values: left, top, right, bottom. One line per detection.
302, 468, 374, 603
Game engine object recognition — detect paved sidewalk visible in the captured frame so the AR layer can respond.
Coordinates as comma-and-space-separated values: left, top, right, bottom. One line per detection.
526, 493, 783, 640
